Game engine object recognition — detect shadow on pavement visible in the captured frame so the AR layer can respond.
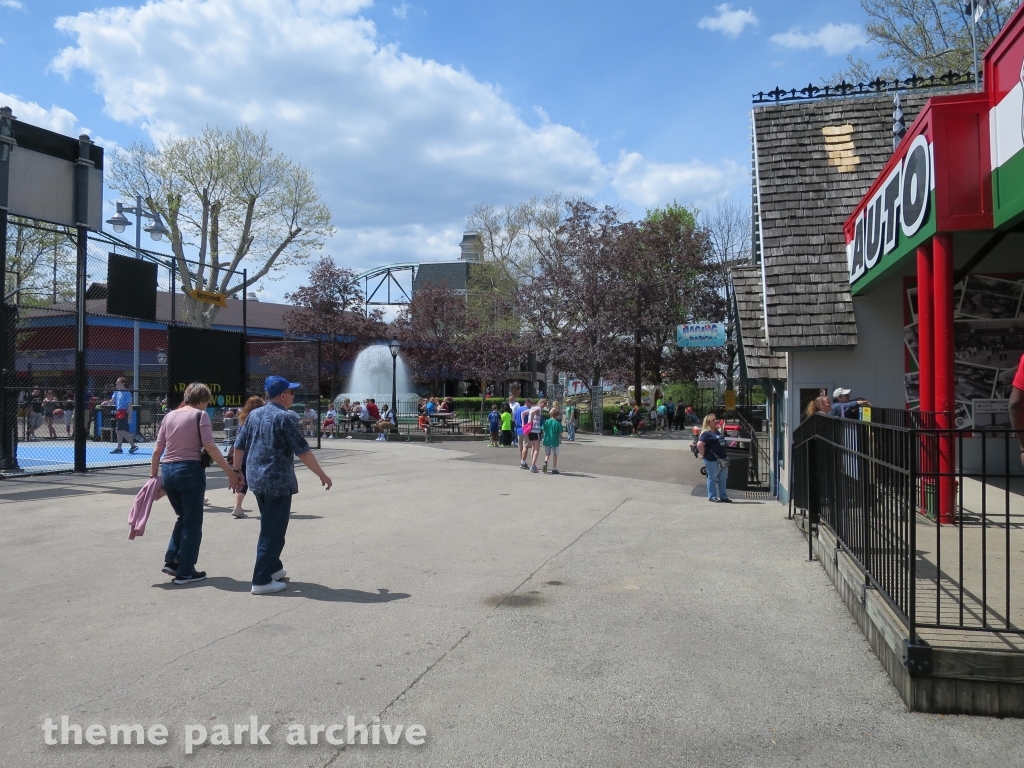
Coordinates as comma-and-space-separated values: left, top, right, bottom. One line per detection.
152, 578, 411, 603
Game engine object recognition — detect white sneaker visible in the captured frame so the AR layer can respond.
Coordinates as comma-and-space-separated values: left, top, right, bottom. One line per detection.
251, 580, 287, 595
271, 567, 287, 581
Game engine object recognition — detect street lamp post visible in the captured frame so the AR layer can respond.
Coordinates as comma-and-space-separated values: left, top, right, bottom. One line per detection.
389, 337, 400, 427
106, 195, 170, 409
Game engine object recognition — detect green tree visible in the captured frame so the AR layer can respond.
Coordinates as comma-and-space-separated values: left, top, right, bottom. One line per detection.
3, 218, 76, 307
283, 257, 385, 398
699, 197, 750, 390
618, 203, 724, 404
846, 0, 1021, 80
110, 126, 334, 327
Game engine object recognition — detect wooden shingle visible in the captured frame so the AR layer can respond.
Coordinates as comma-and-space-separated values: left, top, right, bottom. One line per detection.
753, 91, 958, 350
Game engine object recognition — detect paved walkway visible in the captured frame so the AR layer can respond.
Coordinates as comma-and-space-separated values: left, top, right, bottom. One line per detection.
3, 439, 1024, 767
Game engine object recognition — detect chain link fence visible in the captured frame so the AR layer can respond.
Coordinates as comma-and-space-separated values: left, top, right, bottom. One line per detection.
247, 336, 323, 449
0, 218, 311, 476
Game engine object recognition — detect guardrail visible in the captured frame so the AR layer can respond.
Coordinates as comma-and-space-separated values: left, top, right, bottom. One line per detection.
792, 412, 1024, 642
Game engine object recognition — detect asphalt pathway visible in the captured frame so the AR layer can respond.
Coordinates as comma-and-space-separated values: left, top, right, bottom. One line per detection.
2, 438, 1022, 767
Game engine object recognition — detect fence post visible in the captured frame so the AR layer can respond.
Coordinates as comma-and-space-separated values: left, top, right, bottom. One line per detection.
316, 337, 321, 450
908, 427, 917, 645
73, 135, 94, 474
807, 437, 819, 562
0, 107, 16, 471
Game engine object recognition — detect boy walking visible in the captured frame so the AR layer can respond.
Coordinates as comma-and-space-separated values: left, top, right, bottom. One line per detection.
542, 406, 564, 474
499, 405, 513, 447
488, 404, 501, 447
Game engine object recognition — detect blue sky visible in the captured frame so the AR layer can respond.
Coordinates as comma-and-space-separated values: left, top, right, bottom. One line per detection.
0, 1, 877, 299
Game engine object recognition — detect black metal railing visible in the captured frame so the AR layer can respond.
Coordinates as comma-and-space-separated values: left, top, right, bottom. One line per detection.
753, 71, 976, 104
792, 412, 1024, 642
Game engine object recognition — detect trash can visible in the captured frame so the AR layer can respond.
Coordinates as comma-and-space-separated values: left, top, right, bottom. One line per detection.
725, 451, 749, 491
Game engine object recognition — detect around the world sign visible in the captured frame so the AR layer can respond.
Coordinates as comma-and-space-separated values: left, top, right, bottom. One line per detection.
676, 322, 727, 348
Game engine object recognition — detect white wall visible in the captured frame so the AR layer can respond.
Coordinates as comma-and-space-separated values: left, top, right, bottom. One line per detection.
779, 276, 907, 495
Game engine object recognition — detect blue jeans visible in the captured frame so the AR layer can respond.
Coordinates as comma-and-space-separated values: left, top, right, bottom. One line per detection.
567, 421, 577, 441
162, 461, 206, 577
252, 492, 292, 585
703, 458, 729, 501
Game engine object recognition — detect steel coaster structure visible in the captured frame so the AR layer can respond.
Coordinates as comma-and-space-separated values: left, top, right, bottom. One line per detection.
352, 262, 418, 311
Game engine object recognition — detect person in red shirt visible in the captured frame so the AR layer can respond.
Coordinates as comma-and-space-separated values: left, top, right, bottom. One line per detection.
1008, 354, 1024, 465
366, 399, 381, 421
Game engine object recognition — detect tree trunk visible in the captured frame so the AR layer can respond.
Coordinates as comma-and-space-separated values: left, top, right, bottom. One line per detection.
633, 330, 642, 407
178, 294, 223, 328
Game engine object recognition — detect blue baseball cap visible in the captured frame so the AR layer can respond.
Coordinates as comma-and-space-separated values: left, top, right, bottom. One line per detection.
265, 375, 300, 399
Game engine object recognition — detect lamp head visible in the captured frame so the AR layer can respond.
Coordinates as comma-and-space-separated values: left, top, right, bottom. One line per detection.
144, 213, 170, 242
388, 337, 400, 359
106, 202, 131, 234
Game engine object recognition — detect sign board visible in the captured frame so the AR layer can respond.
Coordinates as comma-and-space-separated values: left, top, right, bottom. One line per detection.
844, 93, 991, 296
697, 379, 718, 389
565, 378, 587, 396
5, 120, 104, 230
107, 253, 158, 321
676, 322, 726, 348
167, 326, 246, 407
973, 398, 1010, 427
188, 289, 228, 308
724, 389, 736, 411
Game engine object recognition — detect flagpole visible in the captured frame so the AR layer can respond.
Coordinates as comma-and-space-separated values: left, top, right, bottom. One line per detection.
971, 2, 981, 92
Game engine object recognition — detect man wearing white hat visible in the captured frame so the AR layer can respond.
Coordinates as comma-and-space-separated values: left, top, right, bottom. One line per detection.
829, 387, 870, 419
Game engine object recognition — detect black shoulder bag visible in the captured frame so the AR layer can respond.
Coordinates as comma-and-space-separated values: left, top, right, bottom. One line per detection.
195, 411, 214, 468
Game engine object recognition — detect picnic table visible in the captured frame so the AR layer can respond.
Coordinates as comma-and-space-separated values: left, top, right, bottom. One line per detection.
428, 412, 461, 434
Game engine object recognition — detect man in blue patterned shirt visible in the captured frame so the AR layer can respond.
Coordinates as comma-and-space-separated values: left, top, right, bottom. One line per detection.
233, 375, 333, 595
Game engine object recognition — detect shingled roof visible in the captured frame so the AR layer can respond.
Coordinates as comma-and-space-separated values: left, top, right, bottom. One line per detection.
731, 265, 785, 380
753, 92, 934, 349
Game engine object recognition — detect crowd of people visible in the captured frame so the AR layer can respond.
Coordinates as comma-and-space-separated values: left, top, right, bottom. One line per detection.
489, 394, 567, 474
613, 398, 698, 436
802, 387, 871, 421
321, 398, 397, 439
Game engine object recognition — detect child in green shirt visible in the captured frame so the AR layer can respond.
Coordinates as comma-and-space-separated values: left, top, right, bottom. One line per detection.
499, 406, 514, 447
541, 407, 564, 474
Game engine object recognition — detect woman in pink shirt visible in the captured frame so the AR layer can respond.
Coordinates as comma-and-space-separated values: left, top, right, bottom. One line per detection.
150, 382, 241, 585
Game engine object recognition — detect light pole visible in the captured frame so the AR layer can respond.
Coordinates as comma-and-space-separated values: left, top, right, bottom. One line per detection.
106, 195, 170, 408
389, 337, 400, 425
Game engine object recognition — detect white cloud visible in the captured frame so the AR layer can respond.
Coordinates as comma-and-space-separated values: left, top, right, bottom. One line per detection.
392, 3, 418, 20
612, 152, 743, 209
698, 4, 758, 39
50, 0, 737, 272
1, 1, 26, 10
771, 23, 868, 56
0, 91, 82, 136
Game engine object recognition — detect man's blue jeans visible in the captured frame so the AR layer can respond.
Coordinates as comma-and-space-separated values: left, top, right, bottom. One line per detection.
252, 492, 293, 585
162, 461, 206, 577
703, 458, 730, 501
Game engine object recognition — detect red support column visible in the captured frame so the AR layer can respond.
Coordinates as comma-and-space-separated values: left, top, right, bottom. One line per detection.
916, 242, 935, 515
933, 233, 956, 525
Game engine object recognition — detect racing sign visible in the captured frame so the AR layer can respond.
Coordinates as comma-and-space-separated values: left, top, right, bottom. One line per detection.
676, 322, 726, 348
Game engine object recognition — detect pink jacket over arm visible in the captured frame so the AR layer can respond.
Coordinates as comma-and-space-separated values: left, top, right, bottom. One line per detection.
128, 476, 165, 540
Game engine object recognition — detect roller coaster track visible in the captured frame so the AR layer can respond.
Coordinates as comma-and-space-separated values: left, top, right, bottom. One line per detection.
351, 262, 419, 307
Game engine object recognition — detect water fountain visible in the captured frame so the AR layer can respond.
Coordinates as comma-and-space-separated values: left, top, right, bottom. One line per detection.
334, 344, 418, 413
